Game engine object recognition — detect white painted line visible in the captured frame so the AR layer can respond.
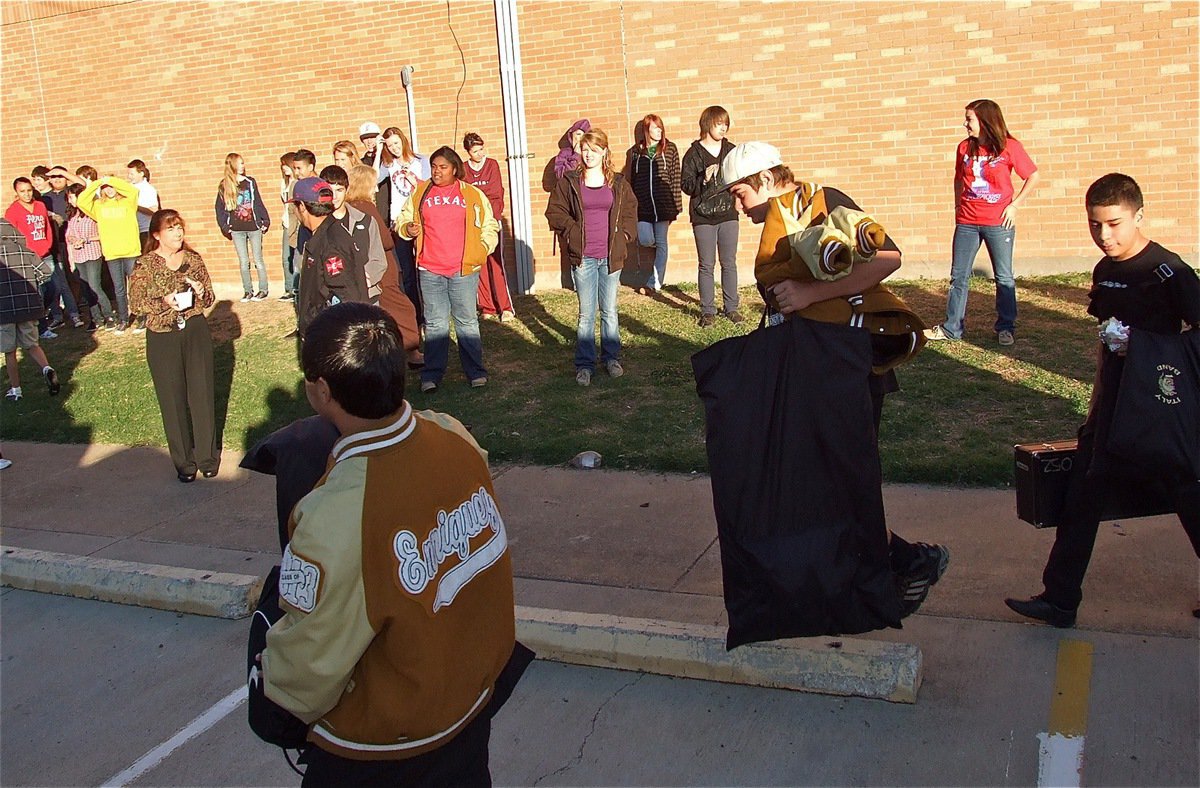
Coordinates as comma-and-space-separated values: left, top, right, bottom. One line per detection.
1037, 731, 1084, 788
101, 685, 247, 787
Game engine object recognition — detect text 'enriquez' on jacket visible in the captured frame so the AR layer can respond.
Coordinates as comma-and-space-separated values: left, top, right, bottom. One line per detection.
393, 486, 507, 610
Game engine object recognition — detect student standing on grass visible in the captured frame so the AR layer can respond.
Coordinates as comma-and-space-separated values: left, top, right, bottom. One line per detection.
126, 159, 160, 251
347, 163, 424, 369
626, 113, 682, 295
77, 174, 142, 334
0, 217, 59, 402
278, 153, 300, 301
5, 177, 78, 337
294, 177, 372, 338
925, 99, 1039, 347
682, 105, 743, 327
64, 184, 109, 330
398, 146, 497, 393
545, 129, 638, 388
128, 209, 218, 484
1006, 174, 1200, 628
377, 127, 430, 325
215, 153, 271, 302
461, 132, 515, 321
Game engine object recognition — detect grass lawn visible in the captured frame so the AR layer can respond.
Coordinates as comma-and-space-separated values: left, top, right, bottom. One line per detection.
0, 274, 1100, 487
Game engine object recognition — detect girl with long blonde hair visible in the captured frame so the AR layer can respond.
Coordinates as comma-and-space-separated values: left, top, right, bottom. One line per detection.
213, 152, 271, 301
544, 128, 638, 386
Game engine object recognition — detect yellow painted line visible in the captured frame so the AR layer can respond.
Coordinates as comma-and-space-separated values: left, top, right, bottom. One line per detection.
1048, 638, 1094, 737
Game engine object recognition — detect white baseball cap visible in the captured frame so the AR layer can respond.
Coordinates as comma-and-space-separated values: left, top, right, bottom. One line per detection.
359, 121, 382, 137
719, 142, 783, 189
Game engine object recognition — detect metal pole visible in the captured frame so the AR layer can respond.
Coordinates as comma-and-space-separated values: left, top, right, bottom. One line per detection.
401, 66, 419, 153
494, 0, 535, 294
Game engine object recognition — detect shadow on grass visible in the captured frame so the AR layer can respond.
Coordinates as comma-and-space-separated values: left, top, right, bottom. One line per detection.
242, 380, 310, 453
207, 300, 242, 454
1, 321, 99, 445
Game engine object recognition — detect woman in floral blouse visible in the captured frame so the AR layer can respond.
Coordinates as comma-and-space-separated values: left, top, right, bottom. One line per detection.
128, 209, 218, 483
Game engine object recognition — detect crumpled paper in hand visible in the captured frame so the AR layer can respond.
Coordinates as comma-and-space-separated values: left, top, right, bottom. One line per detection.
1098, 317, 1130, 353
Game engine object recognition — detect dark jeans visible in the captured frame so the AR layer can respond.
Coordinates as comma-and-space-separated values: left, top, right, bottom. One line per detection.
300, 713, 491, 787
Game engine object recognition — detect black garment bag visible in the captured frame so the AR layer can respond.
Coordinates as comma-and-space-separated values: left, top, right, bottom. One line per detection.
692, 317, 902, 649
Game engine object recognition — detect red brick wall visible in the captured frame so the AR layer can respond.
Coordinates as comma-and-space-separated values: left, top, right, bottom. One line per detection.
3, 0, 1196, 289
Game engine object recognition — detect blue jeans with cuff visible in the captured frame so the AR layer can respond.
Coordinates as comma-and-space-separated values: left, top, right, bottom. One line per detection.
231, 229, 268, 293
419, 269, 485, 384
638, 220, 670, 291
571, 255, 621, 371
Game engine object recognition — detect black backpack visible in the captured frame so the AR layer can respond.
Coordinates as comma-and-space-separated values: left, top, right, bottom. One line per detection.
246, 566, 308, 750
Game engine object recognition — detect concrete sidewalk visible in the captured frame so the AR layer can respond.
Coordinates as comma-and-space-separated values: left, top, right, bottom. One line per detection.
3, 439, 1195, 636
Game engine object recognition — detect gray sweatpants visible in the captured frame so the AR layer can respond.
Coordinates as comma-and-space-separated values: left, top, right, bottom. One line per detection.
693, 220, 739, 316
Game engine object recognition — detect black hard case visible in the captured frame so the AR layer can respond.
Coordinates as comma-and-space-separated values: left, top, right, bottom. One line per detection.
1013, 439, 1174, 528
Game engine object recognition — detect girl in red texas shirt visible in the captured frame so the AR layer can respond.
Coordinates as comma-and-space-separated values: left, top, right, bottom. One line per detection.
926, 99, 1039, 346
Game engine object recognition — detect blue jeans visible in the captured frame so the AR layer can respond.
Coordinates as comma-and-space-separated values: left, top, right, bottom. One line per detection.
231, 229, 268, 293
76, 259, 114, 322
638, 220, 670, 291
281, 241, 297, 295
419, 269, 485, 384
571, 255, 621, 370
42, 255, 79, 321
942, 223, 1017, 339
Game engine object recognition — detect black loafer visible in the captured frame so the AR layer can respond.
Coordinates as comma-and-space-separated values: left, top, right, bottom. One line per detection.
1005, 595, 1076, 628
201, 470, 218, 479
177, 471, 197, 483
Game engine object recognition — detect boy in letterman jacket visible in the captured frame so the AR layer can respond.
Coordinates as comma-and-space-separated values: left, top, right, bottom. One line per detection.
261, 302, 517, 785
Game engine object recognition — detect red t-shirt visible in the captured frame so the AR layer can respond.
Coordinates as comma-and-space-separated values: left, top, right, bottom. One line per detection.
954, 137, 1037, 226
4, 200, 53, 258
418, 182, 468, 277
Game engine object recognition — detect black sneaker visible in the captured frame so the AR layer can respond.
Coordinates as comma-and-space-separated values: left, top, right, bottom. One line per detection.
251, 291, 268, 301
43, 366, 60, 396
896, 542, 950, 617
1005, 595, 1077, 628
48, 317, 65, 330
240, 292, 253, 303
698, 313, 716, 328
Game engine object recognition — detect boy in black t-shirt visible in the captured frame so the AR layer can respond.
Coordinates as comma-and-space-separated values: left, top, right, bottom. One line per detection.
1006, 173, 1200, 627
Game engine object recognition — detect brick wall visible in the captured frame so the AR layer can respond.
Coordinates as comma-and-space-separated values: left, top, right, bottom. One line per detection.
3, 0, 1196, 290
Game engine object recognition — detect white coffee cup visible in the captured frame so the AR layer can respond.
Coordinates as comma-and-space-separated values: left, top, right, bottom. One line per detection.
173, 289, 194, 311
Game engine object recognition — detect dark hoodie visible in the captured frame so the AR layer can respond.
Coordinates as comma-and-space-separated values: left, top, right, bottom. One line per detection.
680, 138, 738, 225
553, 119, 592, 180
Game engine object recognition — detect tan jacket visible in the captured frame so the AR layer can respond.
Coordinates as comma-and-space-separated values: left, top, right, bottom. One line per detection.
396, 179, 499, 277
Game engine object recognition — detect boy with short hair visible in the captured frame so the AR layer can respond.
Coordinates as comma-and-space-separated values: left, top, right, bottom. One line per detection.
0, 217, 60, 400
261, 301, 516, 784
1006, 173, 1200, 627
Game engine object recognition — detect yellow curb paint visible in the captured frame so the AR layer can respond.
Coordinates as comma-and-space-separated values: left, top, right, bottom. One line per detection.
1048, 638, 1094, 737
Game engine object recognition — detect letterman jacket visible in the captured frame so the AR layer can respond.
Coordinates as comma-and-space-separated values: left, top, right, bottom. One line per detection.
262, 403, 516, 761
395, 179, 498, 277
755, 184, 927, 374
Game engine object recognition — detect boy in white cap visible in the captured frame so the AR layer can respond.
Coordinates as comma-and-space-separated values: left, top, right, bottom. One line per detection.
719, 141, 947, 616
359, 122, 383, 167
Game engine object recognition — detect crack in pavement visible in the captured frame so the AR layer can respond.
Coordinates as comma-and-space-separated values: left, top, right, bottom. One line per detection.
532, 672, 647, 786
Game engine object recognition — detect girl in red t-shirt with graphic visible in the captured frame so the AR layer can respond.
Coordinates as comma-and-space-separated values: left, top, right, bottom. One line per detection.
926, 99, 1039, 346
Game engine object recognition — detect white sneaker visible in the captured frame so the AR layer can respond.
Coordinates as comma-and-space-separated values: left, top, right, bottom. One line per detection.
0, 458, 11, 470
40, 329, 58, 340
5, 387, 22, 401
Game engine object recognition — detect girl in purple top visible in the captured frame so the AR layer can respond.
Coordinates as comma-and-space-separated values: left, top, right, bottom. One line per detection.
544, 129, 637, 387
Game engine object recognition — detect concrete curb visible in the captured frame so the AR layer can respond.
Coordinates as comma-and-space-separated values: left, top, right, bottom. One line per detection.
516, 606, 922, 703
1, 546, 262, 619
0, 547, 922, 702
